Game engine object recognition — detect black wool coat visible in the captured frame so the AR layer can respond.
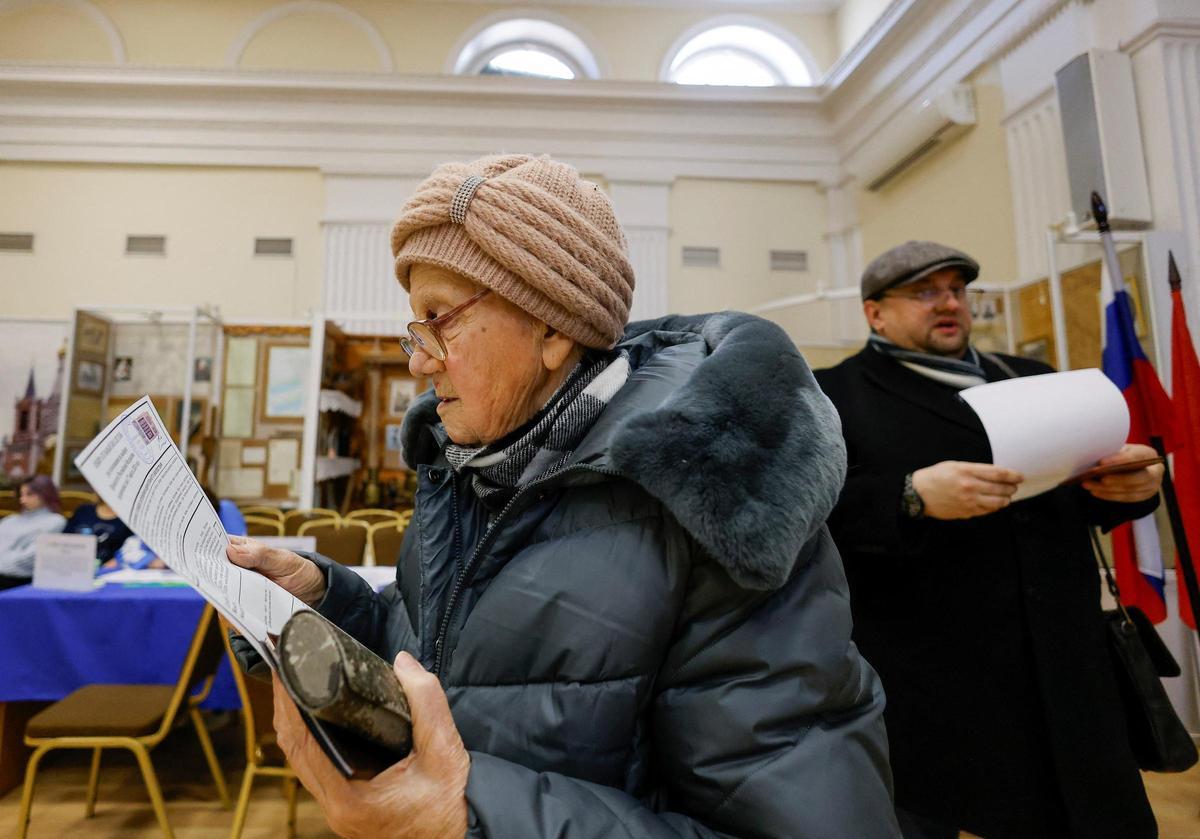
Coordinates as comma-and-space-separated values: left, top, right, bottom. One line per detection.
815, 346, 1158, 839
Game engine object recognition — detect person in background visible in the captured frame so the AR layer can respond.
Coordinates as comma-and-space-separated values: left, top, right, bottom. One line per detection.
814, 240, 1162, 839
0, 476, 67, 589
64, 501, 133, 565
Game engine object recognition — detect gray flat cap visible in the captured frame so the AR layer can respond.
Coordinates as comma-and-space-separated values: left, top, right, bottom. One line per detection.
861, 240, 980, 300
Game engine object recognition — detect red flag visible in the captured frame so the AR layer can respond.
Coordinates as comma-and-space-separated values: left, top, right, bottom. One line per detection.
1169, 255, 1200, 629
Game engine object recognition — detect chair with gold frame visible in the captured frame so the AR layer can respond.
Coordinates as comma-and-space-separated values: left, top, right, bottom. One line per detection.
283, 508, 339, 536
220, 618, 299, 839
15, 605, 231, 839
58, 489, 98, 517
238, 506, 284, 523
243, 516, 285, 537
367, 514, 412, 568
344, 508, 403, 527
297, 518, 368, 565
0, 489, 17, 513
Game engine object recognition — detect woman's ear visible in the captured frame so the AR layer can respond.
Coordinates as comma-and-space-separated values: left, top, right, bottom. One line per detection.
540, 325, 579, 372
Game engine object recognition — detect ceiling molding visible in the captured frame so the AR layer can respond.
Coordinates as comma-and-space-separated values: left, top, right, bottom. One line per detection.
0, 64, 834, 183
825, 0, 1067, 162
428, 0, 841, 11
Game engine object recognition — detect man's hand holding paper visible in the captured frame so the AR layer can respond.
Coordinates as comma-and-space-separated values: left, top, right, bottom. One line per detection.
1078, 442, 1164, 504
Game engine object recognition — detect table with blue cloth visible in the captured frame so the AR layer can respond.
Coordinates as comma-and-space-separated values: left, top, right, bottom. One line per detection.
0, 581, 239, 795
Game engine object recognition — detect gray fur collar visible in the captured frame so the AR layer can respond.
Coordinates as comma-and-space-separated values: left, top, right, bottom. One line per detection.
402, 312, 847, 591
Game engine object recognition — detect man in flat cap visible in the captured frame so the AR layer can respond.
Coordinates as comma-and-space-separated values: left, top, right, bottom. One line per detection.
814, 241, 1163, 839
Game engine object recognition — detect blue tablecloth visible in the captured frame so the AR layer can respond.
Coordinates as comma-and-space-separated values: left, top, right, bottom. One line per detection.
0, 582, 239, 709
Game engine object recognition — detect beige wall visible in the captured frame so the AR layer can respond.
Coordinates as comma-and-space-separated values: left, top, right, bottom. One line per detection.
856, 71, 1020, 285
0, 163, 324, 321
0, 0, 838, 79
668, 178, 828, 313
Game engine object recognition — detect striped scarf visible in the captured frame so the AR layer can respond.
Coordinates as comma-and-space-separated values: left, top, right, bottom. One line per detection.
443, 350, 630, 506
868, 334, 986, 389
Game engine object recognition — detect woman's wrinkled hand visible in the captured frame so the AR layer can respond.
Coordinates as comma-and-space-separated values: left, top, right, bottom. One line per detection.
272, 652, 470, 839
226, 536, 327, 605
1082, 443, 1164, 504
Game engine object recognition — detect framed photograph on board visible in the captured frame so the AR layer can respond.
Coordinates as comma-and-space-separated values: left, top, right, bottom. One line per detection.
75, 359, 105, 394
113, 357, 133, 382
388, 378, 418, 416
261, 344, 309, 423
75, 313, 110, 356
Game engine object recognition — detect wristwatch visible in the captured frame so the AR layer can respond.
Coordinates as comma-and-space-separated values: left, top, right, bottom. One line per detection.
901, 472, 925, 519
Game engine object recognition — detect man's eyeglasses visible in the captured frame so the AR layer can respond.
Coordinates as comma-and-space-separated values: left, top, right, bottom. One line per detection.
882, 286, 979, 306
399, 289, 490, 361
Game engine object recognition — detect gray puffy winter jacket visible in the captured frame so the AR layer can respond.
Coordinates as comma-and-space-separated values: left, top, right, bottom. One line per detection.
302, 312, 898, 837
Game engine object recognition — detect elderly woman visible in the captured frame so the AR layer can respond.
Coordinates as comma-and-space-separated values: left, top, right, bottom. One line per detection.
0, 475, 66, 589
230, 154, 898, 837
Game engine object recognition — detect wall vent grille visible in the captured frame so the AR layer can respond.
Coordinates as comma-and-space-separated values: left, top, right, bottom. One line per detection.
255, 237, 293, 256
681, 246, 720, 268
0, 233, 34, 252
126, 235, 166, 255
770, 249, 808, 271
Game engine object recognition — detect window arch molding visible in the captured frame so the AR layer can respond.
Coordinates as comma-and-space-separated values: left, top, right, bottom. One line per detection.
658, 15, 819, 87
446, 9, 608, 80
0, 0, 127, 62
226, 1, 393, 71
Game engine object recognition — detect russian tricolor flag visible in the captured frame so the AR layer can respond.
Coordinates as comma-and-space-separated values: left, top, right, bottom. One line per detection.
1100, 263, 1176, 623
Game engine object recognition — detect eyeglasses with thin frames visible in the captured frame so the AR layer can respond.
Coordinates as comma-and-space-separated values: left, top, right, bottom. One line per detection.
882, 286, 980, 306
399, 288, 490, 361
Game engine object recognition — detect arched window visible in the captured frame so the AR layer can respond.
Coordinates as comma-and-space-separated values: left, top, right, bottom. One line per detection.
450, 14, 604, 81
661, 19, 817, 87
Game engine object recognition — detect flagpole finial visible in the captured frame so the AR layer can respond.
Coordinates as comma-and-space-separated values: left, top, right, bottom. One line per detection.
1168, 251, 1182, 292
1091, 191, 1111, 233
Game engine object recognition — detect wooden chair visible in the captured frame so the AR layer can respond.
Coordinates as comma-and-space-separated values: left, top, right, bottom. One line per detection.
297, 518, 368, 566
0, 490, 17, 513
58, 490, 98, 517
367, 515, 412, 567
243, 516, 284, 537
283, 508, 339, 536
238, 506, 284, 523
219, 619, 298, 839
0, 509, 13, 520
16, 605, 231, 839
344, 508, 403, 526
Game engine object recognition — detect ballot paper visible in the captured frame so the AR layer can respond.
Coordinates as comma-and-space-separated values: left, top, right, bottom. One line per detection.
73, 396, 306, 665
960, 368, 1129, 501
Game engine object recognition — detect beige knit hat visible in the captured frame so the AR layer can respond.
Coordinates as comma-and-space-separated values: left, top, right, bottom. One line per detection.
391, 154, 635, 349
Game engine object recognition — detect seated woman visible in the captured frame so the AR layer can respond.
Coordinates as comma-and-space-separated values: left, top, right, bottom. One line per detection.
228, 154, 899, 837
64, 501, 133, 565
0, 475, 66, 589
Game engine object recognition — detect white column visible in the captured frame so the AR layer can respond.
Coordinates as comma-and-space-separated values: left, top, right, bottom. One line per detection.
322, 174, 421, 333
1134, 33, 1200, 327
821, 178, 866, 344
607, 179, 671, 321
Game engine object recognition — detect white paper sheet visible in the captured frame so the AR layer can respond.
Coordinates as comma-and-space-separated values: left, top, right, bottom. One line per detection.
74, 396, 306, 664
32, 533, 97, 592
960, 368, 1129, 501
